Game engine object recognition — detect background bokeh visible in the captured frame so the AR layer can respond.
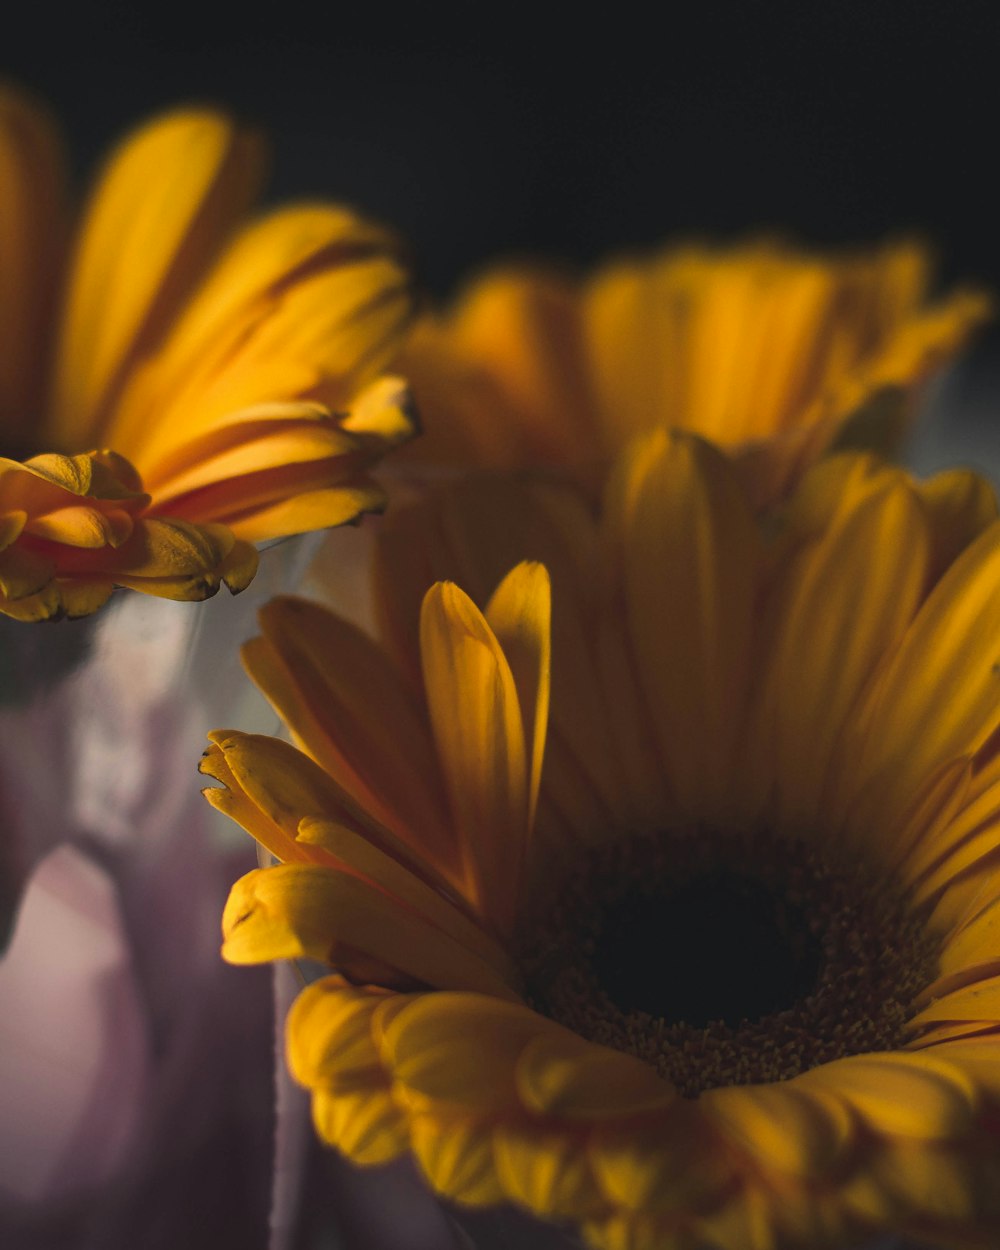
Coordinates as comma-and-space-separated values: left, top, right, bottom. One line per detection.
8, 5, 1000, 302
10, 4, 999, 475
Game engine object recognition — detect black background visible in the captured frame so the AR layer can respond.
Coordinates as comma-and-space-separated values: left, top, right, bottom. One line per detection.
7, 5, 1000, 312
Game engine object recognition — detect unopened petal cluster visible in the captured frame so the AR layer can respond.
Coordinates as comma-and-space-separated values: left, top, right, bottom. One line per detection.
0, 86, 414, 618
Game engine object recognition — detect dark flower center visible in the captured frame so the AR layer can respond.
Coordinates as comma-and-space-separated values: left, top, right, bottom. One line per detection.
518, 829, 938, 1098
591, 869, 823, 1027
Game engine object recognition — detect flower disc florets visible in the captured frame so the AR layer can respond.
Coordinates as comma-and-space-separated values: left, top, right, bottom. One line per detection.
520, 828, 938, 1098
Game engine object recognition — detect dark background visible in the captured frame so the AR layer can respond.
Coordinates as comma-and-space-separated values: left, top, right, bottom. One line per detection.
8, 4, 1000, 304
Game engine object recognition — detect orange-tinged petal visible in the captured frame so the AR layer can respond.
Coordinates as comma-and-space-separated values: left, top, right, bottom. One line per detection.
24, 504, 134, 548
420, 579, 529, 933
215, 480, 388, 544
0, 511, 26, 551
0, 86, 65, 432
106, 204, 408, 461
51, 108, 264, 444
139, 418, 363, 503
221, 866, 520, 1000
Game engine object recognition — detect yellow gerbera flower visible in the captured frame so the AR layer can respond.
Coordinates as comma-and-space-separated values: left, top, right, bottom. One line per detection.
205, 435, 1000, 1249
0, 86, 414, 620
400, 239, 988, 504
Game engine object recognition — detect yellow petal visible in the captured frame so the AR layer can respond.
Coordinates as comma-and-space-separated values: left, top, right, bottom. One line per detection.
375, 475, 627, 843
935, 895, 1000, 984
339, 374, 419, 449
840, 1138, 980, 1233
296, 817, 519, 986
409, 1112, 505, 1206
245, 595, 454, 871
203, 729, 387, 852
908, 975, 1000, 1030
98, 516, 232, 578
0, 543, 54, 600
590, 1107, 733, 1216
494, 1123, 606, 1219
515, 1031, 674, 1119
218, 481, 388, 544
200, 737, 322, 865
701, 1081, 855, 1179
221, 866, 519, 1000
484, 561, 551, 829
51, 108, 264, 445
0, 579, 61, 622
140, 418, 362, 503
420, 579, 529, 933
56, 578, 115, 619
108, 207, 411, 466
311, 1087, 408, 1166
607, 429, 759, 820
799, 1051, 977, 1138
762, 476, 929, 834
286, 977, 395, 1090
837, 520, 1000, 834
919, 468, 1000, 584
922, 1037, 1000, 1101
381, 992, 548, 1111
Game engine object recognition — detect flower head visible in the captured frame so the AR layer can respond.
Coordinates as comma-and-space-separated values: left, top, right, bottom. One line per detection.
400, 239, 988, 504
205, 436, 1000, 1249
0, 86, 415, 620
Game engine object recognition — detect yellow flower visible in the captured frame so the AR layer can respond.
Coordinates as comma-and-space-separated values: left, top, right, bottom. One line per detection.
399, 239, 988, 504
206, 435, 1000, 1249
0, 86, 415, 620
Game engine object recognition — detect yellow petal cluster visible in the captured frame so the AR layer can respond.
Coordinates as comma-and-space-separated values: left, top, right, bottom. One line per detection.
207, 434, 1000, 1249
399, 240, 988, 504
0, 86, 415, 619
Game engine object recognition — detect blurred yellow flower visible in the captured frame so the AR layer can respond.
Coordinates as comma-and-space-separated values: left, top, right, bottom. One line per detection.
400, 240, 988, 504
206, 434, 1000, 1249
0, 86, 414, 620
